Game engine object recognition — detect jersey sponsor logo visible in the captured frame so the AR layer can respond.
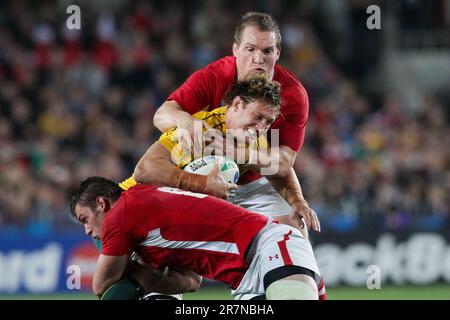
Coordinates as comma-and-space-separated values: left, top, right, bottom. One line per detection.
268, 254, 279, 261
186, 158, 208, 172
139, 228, 240, 255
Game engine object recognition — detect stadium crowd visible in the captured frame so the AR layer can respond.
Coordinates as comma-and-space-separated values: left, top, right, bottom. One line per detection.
0, 0, 448, 232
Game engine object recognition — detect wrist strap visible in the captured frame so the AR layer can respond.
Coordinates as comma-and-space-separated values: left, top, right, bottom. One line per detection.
170, 169, 208, 193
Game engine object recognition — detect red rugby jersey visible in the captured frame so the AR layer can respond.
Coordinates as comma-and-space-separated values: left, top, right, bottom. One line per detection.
167, 56, 309, 184
101, 184, 269, 289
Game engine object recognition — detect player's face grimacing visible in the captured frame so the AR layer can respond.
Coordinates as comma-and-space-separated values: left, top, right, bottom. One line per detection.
74, 203, 105, 240
227, 98, 277, 143
233, 25, 280, 80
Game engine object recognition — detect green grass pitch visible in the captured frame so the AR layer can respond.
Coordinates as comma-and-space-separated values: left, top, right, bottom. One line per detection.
1, 285, 449, 300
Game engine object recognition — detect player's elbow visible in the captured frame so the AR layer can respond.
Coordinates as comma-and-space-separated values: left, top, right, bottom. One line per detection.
92, 281, 107, 298
133, 161, 147, 183
153, 107, 165, 131
153, 101, 179, 132
133, 158, 157, 184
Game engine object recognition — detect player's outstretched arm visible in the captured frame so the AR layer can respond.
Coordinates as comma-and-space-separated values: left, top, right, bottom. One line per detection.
266, 168, 321, 233
252, 145, 297, 178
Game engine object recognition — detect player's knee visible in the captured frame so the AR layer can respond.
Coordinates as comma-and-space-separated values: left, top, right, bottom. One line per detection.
266, 275, 318, 300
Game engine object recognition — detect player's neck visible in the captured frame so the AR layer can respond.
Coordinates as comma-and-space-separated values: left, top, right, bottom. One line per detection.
225, 107, 233, 130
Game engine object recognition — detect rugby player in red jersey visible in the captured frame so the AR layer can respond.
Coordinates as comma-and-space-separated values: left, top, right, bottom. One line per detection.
71, 177, 325, 300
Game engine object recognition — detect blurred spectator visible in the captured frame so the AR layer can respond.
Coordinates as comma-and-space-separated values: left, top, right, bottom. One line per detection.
0, 0, 448, 232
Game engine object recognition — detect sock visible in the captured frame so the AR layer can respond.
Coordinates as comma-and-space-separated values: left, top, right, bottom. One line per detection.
140, 293, 183, 300
266, 279, 318, 300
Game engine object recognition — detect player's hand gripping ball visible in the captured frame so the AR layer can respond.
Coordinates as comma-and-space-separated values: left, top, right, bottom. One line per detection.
183, 155, 239, 184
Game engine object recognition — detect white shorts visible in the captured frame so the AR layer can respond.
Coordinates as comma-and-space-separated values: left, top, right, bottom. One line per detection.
229, 177, 291, 217
232, 223, 321, 300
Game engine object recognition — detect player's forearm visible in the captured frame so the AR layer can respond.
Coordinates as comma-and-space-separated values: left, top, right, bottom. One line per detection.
152, 270, 202, 294
266, 168, 307, 206
134, 142, 214, 194
135, 157, 209, 193
131, 264, 202, 294
134, 155, 174, 186
134, 142, 182, 186
93, 277, 115, 298
93, 254, 128, 297
153, 100, 188, 132
251, 146, 296, 177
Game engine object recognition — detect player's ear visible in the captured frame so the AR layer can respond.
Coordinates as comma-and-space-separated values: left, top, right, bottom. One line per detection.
231, 96, 241, 111
96, 196, 110, 213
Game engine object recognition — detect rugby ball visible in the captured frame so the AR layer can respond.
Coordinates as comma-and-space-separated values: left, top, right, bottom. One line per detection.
183, 155, 239, 184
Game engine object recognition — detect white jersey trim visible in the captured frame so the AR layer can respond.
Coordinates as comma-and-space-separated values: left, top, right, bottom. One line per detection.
139, 228, 240, 255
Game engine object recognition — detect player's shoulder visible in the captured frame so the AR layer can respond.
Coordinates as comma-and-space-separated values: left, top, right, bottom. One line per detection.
193, 106, 228, 120
104, 193, 126, 225
125, 183, 158, 195
201, 56, 236, 80
204, 55, 235, 71
274, 63, 308, 107
274, 64, 305, 91
120, 184, 161, 213
104, 187, 145, 231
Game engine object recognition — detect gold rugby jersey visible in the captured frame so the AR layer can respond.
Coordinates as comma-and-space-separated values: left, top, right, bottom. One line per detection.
119, 106, 268, 189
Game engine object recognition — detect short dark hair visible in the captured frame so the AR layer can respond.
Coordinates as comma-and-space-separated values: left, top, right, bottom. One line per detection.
224, 71, 281, 113
70, 176, 123, 218
234, 12, 281, 49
